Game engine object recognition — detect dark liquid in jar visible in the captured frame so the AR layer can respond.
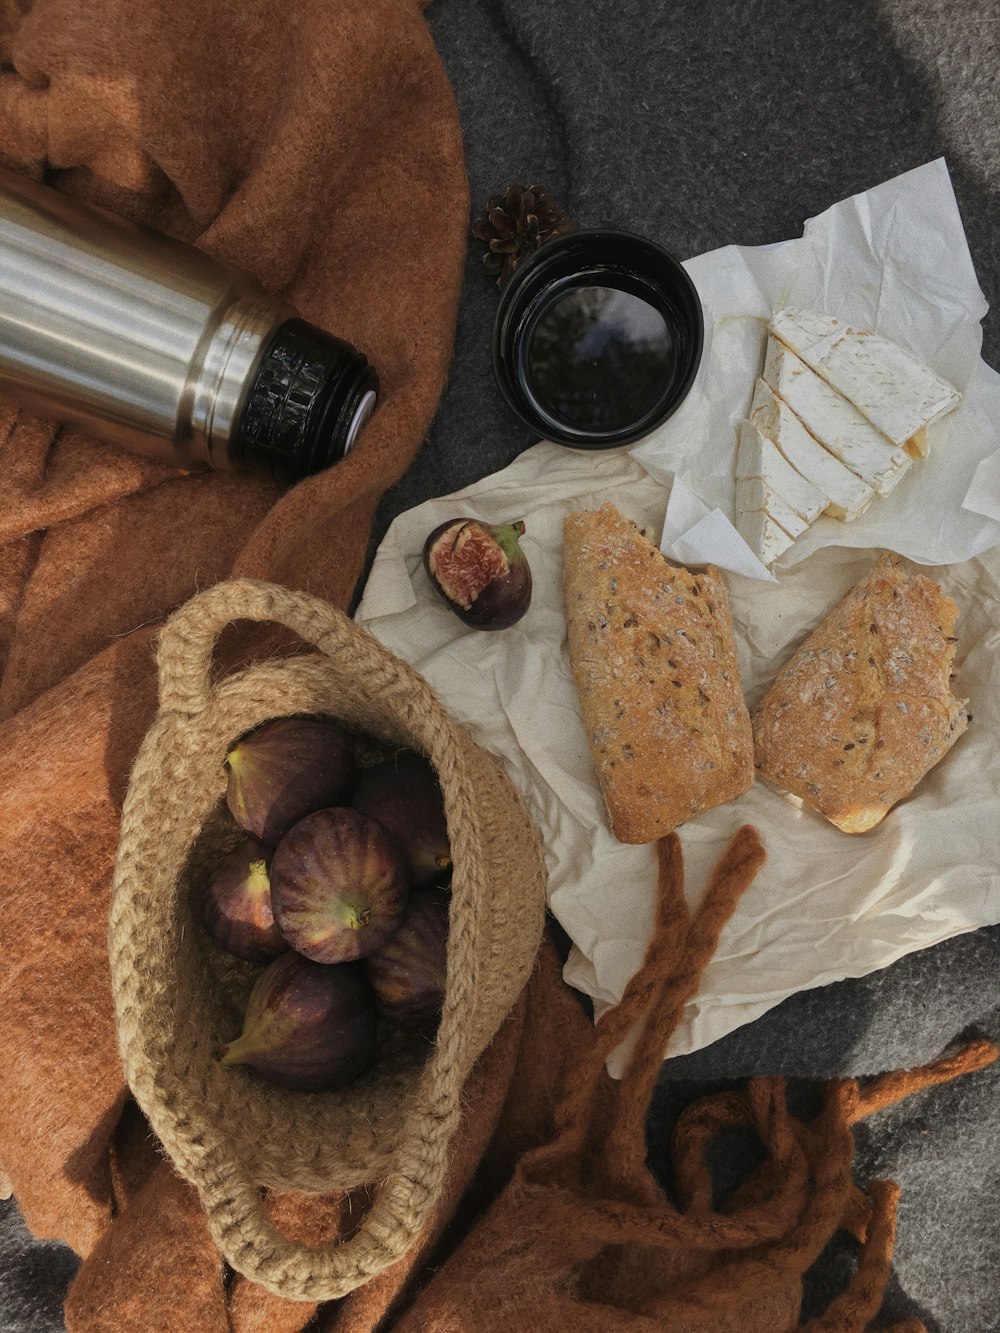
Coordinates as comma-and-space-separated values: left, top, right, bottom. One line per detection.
522, 282, 677, 435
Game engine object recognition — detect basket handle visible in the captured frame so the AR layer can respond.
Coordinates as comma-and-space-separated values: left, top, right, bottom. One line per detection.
156, 578, 384, 716
197, 1090, 459, 1302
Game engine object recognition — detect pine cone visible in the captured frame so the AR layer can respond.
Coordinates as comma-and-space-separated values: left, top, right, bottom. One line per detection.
472, 183, 574, 288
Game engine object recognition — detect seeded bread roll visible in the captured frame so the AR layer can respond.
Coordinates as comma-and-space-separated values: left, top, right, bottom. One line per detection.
563, 502, 755, 844
752, 551, 969, 833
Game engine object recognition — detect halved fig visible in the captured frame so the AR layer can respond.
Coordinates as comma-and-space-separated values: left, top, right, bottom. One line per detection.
423, 518, 531, 630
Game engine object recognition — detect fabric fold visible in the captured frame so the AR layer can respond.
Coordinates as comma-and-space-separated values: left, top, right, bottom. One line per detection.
0, 0, 470, 1297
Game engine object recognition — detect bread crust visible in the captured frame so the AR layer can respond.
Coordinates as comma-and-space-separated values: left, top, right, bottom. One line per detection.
752, 552, 969, 833
563, 503, 754, 843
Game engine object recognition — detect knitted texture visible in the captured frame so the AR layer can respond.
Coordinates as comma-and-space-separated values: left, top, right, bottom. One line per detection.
107, 578, 547, 1301
0, 0, 469, 1284
392, 828, 998, 1332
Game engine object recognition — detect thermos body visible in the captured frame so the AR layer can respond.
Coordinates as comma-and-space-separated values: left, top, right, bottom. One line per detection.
0, 168, 378, 478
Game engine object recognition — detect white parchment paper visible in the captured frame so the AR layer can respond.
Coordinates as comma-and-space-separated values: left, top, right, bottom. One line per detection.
632, 157, 1000, 576
356, 162, 1000, 1072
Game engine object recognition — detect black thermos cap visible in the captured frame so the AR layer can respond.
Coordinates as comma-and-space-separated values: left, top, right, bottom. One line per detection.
235, 318, 379, 482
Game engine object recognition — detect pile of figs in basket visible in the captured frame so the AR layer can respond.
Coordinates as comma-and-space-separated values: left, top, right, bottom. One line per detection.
205, 717, 453, 1093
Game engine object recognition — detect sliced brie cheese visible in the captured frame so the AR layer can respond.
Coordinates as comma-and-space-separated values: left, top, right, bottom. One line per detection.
770, 308, 961, 448
907, 425, 928, 458
736, 474, 811, 540
735, 507, 795, 568
736, 419, 827, 524
734, 474, 807, 566
749, 378, 875, 522
762, 336, 912, 497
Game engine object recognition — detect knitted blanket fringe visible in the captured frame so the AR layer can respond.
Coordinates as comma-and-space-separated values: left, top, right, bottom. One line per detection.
392, 827, 998, 1332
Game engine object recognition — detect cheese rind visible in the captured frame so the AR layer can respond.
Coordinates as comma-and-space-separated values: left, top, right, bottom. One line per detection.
735, 419, 827, 524
734, 504, 795, 567
734, 472, 811, 566
735, 474, 809, 539
762, 337, 912, 497
770, 309, 961, 448
749, 378, 875, 522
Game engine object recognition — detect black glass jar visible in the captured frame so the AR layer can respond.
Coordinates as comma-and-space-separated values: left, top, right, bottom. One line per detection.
491, 229, 703, 449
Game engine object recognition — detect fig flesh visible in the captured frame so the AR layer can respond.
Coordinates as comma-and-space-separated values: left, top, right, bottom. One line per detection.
423, 518, 531, 630
270, 807, 409, 963
203, 836, 285, 963
219, 951, 377, 1092
365, 887, 449, 1035
351, 749, 451, 889
225, 716, 358, 847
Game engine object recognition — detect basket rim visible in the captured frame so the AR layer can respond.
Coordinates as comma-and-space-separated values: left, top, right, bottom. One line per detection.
107, 608, 542, 1298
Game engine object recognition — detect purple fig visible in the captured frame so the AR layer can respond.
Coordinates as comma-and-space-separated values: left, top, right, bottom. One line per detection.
365, 888, 449, 1034
225, 716, 358, 847
270, 807, 409, 963
352, 750, 451, 889
219, 951, 377, 1092
203, 836, 285, 963
423, 517, 532, 630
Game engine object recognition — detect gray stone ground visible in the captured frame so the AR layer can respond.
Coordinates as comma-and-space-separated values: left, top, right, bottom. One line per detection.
3, 0, 999, 1327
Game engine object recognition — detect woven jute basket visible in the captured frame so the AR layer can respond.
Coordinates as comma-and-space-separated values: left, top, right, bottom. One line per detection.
108, 578, 547, 1301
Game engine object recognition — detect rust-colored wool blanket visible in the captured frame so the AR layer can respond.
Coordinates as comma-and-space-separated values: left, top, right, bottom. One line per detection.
0, 0, 471, 1314
2, 4, 996, 1331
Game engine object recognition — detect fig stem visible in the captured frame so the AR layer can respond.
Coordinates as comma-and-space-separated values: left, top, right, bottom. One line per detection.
346, 905, 371, 931
219, 1037, 252, 1067
492, 521, 526, 562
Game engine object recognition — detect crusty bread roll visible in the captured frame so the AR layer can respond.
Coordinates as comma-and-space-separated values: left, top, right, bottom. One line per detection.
753, 551, 969, 833
563, 502, 754, 844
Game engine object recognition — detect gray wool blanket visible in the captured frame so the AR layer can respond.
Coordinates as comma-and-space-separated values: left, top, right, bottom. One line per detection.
3, 0, 998, 1329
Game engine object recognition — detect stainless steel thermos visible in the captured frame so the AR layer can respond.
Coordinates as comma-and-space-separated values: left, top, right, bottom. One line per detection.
0, 168, 378, 480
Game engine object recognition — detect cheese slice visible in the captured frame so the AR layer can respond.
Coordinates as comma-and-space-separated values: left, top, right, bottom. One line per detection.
770, 308, 961, 449
749, 378, 875, 522
762, 336, 912, 497
736, 474, 811, 539
734, 473, 807, 566
735, 505, 795, 568
907, 426, 929, 459
736, 419, 827, 524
